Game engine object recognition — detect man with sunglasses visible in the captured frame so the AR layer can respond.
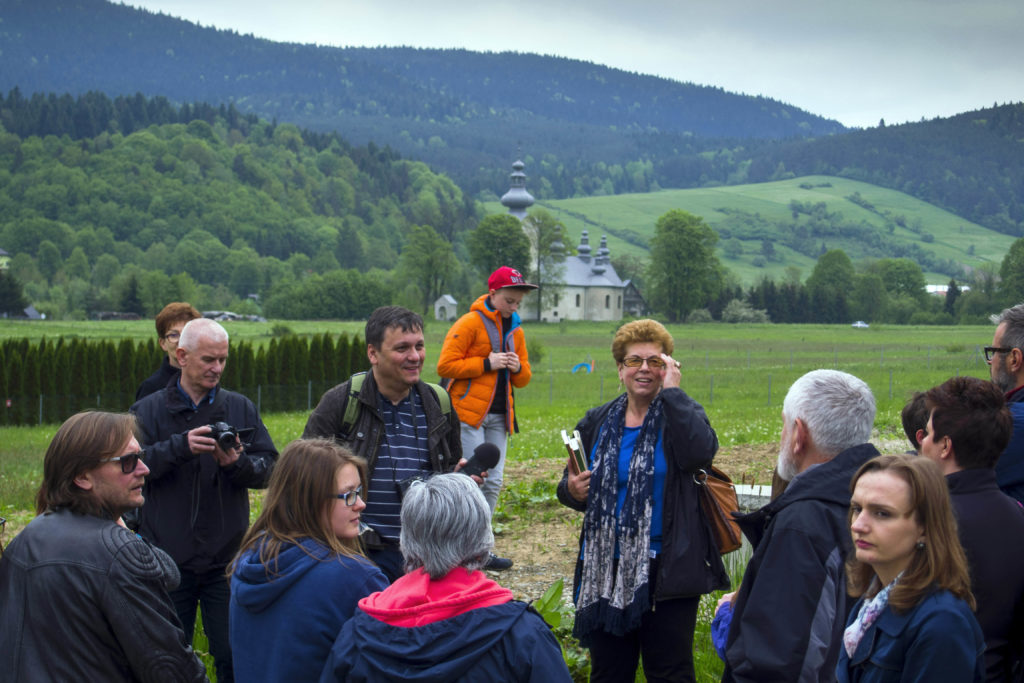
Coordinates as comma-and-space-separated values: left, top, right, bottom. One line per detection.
0, 411, 207, 681
987, 304, 1024, 504
135, 301, 201, 401
131, 317, 277, 683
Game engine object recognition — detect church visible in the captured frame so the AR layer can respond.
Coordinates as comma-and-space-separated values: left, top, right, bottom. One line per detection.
499, 159, 635, 322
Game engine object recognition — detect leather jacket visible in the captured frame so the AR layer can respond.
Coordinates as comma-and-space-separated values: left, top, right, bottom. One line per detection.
0, 509, 208, 682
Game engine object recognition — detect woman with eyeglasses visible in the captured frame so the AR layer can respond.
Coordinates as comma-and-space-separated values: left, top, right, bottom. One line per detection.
838, 454, 984, 682
228, 439, 387, 683
556, 319, 729, 682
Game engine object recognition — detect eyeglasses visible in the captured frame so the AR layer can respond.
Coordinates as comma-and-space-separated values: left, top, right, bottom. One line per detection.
621, 355, 667, 369
101, 451, 145, 474
335, 486, 363, 506
985, 346, 1015, 362
163, 331, 181, 342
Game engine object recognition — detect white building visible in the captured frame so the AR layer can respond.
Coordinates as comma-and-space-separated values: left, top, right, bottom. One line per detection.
521, 230, 625, 322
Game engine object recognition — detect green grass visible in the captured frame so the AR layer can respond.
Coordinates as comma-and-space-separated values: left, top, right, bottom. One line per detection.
0, 322, 994, 519
485, 175, 1014, 285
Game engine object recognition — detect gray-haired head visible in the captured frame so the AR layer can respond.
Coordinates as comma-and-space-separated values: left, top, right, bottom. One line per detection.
399, 473, 494, 579
178, 317, 229, 351
782, 369, 876, 458
994, 304, 1024, 351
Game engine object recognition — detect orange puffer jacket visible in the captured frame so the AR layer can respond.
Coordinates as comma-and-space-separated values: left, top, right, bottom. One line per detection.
437, 294, 531, 430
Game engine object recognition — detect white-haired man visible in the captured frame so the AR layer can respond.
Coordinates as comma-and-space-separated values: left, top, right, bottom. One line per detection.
716, 369, 879, 683
131, 317, 277, 683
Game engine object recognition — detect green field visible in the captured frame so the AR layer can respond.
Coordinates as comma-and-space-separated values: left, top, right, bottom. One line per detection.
0, 319, 996, 527
486, 175, 1014, 286
0, 320, 999, 682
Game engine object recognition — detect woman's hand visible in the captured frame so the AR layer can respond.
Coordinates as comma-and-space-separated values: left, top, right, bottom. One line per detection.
567, 454, 591, 502
661, 353, 682, 389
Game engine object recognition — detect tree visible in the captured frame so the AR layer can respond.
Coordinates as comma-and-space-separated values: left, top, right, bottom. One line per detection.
805, 249, 855, 323
944, 279, 961, 316
467, 215, 531, 280
999, 237, 1024, 305
0, 271, 28, 316
646, 210, 723, 322
869, 258, 927, 304
522, 209, 569, 320
849, 273, 888, 322
398, 224, 458, 314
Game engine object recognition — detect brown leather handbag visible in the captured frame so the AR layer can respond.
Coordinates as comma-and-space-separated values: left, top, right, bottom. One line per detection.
694, 466, 743, 554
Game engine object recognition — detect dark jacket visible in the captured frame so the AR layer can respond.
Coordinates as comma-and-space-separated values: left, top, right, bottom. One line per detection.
302, 371, 462, 478
135, 355, 180, 401
320, 568, 571, 682
723, 443, 880, 683
131, 384, 277, 572
556, 387, 729, 603
948, 467, 1024, 682
229, 538, 388, 683
0, 509, 208, 682
837, 589, 985, 683
996, 388, 1024, 505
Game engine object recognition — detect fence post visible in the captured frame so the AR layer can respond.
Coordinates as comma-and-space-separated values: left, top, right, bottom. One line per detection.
39, 394, 43, 426
889, 370, 893, 400
257, 385, 262, 413
768, 374, 772, 406
308, 380, 312, 411
709, 375, 714, 406
600, 375, 604, 403
549, 356, 553, 404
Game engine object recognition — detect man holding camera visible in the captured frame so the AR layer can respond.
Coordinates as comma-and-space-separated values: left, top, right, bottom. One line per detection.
131, 317, 277, 683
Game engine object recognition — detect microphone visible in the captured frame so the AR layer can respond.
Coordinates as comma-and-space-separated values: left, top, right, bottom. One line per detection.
460, 442, 501, 478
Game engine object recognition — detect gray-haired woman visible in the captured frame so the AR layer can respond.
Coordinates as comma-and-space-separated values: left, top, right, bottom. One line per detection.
320, 473, 572, 682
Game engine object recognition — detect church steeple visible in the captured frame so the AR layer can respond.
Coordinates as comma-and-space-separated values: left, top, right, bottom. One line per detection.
500, 158, 534, 220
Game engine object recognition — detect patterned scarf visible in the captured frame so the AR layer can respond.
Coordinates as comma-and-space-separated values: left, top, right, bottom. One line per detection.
573, 393, 664, 645
843, 573, 901, 657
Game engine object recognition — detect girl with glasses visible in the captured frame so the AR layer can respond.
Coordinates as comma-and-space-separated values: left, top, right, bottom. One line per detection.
228, 439, 387, 682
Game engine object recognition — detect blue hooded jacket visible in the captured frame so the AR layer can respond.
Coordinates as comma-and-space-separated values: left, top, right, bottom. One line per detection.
320, 568, 571, 682
229, 538, 387, 683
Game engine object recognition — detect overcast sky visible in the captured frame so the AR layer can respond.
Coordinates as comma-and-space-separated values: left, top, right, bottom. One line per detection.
128, 0, 1022, 129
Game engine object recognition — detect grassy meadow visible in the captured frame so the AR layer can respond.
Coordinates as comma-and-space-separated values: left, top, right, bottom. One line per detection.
485, 175, 1014, 285
0, 319, 994, 532
0, 319, 997, 681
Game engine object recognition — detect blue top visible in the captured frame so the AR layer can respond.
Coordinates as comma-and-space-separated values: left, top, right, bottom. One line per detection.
615, 425, 667, 553
836, 588, 984, 683
230, 537, 388, 683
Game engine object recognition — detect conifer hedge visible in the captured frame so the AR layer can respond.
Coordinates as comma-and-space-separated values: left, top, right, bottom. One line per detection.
0, 333, 368, 425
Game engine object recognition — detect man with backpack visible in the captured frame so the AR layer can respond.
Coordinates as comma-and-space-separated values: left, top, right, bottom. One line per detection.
303, 306, 464, 581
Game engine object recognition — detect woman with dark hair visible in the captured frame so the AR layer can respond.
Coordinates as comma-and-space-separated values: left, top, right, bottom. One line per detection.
838, 454, 984, 682
228, 439, 387, 682
556, 319, 728, 682
321, 473, 571, 682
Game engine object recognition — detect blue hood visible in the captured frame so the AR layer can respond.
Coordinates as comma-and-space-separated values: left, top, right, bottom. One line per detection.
327, 601, 556, 681
232, 538, 331, 614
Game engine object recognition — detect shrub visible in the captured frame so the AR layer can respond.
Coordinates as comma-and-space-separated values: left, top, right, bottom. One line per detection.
721, 299, 770, 323
686, 308, 713, 324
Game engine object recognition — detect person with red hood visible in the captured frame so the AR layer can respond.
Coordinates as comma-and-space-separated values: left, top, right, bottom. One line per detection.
319, 473, 571, 682
437, 265, 536, 571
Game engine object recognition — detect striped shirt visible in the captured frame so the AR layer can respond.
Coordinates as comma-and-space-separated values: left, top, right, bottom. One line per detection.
363, 390, 432, 543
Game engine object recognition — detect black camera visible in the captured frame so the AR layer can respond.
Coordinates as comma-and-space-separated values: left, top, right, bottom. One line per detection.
208, 422, 240, 451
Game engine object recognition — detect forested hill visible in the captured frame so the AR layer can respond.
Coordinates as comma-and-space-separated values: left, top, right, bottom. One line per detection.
0, 93, 478, 320
0, 0, 841, 192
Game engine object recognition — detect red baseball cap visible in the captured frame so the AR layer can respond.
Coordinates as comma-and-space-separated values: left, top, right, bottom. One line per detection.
488, 266, 538, 291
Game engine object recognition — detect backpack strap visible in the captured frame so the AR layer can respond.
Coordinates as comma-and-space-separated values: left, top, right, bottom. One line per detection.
473, 310, 505, 353
340, 372, 450, 440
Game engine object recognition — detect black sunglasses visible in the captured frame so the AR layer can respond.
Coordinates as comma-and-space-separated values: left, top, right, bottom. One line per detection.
985, 346, 1015, 363
101, 451, 145, 474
